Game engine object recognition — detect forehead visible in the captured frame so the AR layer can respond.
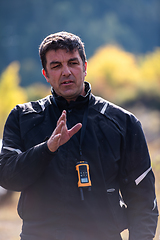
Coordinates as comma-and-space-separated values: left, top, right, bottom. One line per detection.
45, 48, 82, 63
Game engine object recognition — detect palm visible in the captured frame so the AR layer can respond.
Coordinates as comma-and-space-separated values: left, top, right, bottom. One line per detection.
47, 110, 82, 152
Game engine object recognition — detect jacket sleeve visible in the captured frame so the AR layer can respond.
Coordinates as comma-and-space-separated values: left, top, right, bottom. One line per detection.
119, 115, 158, 240
0, 106, 56, 191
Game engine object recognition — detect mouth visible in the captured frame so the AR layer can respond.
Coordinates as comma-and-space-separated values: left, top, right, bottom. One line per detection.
61, 80, 74, 85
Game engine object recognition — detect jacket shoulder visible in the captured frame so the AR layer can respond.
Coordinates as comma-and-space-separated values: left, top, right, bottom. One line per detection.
91, 95, 139, 132
3, 95, 54, 145
14, 95, 53, 114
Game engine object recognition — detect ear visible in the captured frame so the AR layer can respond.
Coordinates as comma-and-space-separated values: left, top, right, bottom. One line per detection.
42, 69, 49, 82
84, 61, 87, 76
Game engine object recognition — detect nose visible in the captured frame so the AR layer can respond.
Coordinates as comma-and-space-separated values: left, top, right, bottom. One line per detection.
62, 65, 71, 77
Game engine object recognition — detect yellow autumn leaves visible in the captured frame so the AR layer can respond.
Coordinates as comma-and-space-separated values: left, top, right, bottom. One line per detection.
0, 62, 27, 137
0, 45, 160, 137
86, 45, 160, 105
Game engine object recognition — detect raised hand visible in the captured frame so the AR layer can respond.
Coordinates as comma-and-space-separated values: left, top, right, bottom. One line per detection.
47, 110, 82, 152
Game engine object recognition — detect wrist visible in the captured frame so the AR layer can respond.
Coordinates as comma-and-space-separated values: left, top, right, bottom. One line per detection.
47, 140, 58, 153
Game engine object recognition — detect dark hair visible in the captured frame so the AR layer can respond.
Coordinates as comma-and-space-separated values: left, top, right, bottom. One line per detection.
39, 31, 87, 71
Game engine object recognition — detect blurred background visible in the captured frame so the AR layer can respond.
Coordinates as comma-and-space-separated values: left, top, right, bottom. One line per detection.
0, 0, 160, 239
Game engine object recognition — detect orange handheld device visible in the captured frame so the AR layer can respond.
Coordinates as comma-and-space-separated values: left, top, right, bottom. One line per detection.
76, 161, 91, 200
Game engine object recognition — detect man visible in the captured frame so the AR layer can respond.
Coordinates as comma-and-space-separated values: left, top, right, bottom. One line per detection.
0, 31, 158, 240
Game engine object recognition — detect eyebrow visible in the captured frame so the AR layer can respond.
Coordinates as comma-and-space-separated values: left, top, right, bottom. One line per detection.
50, 61, 60, 66
68, 57, 79, 62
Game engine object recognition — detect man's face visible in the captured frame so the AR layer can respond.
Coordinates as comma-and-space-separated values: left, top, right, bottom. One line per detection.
42, 49, 87, 102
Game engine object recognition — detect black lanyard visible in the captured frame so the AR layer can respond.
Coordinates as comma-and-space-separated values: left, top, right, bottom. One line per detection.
52, 97, 89, 159
78, 105, 88, 159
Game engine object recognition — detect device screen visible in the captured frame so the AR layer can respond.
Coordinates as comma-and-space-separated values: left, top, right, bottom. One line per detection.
79, 165, 89, 183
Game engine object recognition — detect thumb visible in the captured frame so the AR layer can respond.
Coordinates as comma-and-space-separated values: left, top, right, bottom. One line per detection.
68, 123, 82, 138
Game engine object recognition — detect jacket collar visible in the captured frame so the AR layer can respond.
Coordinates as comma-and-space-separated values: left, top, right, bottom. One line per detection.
51, 81, 91, 110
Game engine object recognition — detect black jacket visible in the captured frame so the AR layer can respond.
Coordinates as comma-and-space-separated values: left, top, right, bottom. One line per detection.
0, 82, 158, 240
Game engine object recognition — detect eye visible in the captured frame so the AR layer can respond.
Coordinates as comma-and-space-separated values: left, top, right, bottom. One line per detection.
51, 64, 61, 69
69, 61, 78, 66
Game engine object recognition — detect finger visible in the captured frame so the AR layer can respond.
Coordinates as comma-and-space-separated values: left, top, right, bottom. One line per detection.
57, 110, 66, 127
54, 120, 65, 136
68, 123, 82, 138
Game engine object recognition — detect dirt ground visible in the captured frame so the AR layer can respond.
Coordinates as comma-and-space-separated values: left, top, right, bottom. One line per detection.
0, 192, 22, 240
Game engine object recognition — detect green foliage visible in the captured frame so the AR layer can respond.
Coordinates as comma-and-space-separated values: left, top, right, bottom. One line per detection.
19, 59, 43, 86
0, 62, 27, 138
0, 0, 159, 86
